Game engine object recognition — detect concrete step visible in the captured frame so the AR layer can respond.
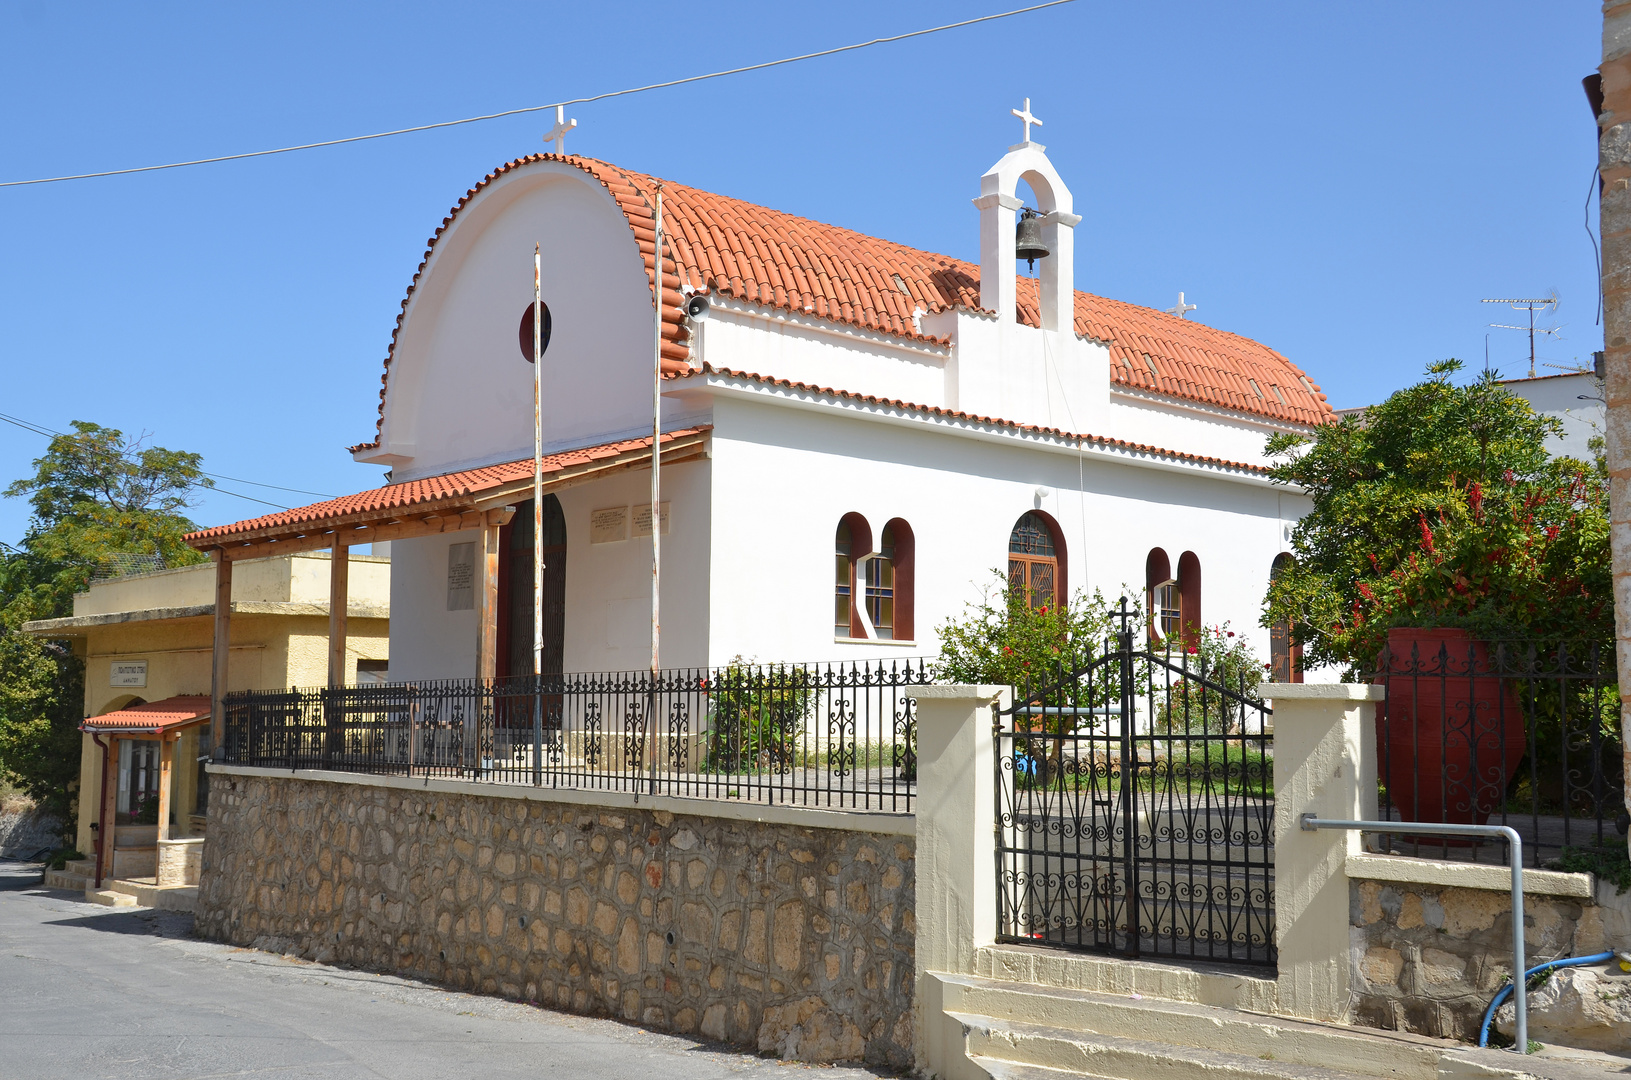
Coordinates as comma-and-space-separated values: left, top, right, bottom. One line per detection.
955, 1013, 1381, 1080
941, 974, 1447, 1080
102, 878, 196, 913
83, 888, 139, 908
980, 1062, 1115, 1080
42, 863, 92, 890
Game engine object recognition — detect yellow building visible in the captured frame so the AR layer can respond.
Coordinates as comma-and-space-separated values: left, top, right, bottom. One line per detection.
23, 552, 388, 905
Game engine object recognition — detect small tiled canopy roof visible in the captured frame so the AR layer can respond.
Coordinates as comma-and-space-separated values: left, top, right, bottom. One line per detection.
186, 429, 708, 554
82, 696, 210, 735
352, 155, 1332, 452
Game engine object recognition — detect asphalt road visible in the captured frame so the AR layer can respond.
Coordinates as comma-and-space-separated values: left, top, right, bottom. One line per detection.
0, 861, 891, 1080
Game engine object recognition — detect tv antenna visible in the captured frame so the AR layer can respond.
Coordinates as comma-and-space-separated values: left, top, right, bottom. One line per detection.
1482, 293, 1559, 378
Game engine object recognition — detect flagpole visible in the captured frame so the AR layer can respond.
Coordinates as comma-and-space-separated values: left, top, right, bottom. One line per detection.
648, 184, 664, 796
533, 244, 544, 774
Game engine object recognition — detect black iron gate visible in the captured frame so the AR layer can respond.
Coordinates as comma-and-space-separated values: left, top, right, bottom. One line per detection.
996, 601, 1276, 966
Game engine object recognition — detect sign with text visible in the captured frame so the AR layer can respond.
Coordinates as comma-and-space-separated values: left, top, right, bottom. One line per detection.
446, 542, 475, 610
110, 660, 148, 688
631, 501, 671, 538
590, 506, 628, 545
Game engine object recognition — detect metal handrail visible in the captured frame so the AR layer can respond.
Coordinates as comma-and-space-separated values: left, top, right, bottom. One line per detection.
1298, 815, 1528, 1054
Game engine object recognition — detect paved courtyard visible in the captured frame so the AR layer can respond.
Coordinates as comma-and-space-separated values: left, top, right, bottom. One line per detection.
0, 861, 891, 1080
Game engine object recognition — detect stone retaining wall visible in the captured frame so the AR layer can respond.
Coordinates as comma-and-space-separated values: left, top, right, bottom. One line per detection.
196, 771, 915, 1068
1349, 875, 1631, 1041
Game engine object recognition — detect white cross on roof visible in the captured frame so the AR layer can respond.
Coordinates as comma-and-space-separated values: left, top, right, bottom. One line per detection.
543, 106, 578, 155
1011, 98, 1043, 144
1166, 292, 1197, 318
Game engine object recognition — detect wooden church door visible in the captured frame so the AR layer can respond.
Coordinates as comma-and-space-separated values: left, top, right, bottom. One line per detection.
496, 495, 567, 680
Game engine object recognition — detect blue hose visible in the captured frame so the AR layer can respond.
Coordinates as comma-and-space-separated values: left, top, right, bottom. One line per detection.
1477, 951, 1616, 1047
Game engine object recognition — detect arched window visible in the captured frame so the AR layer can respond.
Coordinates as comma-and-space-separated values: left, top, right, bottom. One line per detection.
1269, 553, 1301, 683
1177, 551, 1202, 649
872, 519, 915, 641
1146, 548, 1177, 641
1009, 511, 1065, 610
835, 513, 872, 639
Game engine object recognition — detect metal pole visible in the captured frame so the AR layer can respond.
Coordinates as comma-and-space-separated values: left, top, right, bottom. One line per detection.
648, 184, 664, 796
533, 244, 544, 781
1300, 816, 1527, 1052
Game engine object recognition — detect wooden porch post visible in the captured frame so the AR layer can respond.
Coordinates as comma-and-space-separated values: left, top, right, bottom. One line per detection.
209, 552, 232, 760
470, 514, 503, 771
475, 514, 502, 682
155, 733, 173, 843
328, 542, 349, 687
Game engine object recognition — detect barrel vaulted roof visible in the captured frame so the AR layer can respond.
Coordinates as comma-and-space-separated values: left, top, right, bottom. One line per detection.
351, 155, 1331, 452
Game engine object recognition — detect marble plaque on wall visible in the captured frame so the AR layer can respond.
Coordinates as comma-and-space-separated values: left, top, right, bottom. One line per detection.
446, 542, 475, 610
630, 501, 671, 538
590, 506, 628, 544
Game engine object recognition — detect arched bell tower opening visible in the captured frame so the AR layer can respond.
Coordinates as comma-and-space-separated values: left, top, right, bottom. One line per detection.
974, 100, 1082, 330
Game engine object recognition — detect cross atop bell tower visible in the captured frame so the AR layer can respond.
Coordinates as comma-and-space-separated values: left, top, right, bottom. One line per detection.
1010, 97, 1043, 147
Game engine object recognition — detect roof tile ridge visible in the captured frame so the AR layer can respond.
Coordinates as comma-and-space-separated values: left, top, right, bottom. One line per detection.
694, 363, 1263, 475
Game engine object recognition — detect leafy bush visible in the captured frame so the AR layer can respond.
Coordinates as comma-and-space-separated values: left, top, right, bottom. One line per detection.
702, 660, 811, 774
934, 572, 1125, 689
1153, 622, 1265, 737
44, 846, 84, 871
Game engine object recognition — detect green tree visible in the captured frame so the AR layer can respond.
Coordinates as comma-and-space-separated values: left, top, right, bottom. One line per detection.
1262, 360, 1606, 672
0, 423, 211, 834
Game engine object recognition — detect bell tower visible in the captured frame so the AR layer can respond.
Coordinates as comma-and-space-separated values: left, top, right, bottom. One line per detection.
973, 99, 1081, 330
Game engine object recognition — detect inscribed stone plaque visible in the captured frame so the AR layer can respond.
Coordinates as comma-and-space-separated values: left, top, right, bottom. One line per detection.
590, 506, 628, 544
110, 660, 148, 688
446, 542, 475, 610
630, 501, 671, 538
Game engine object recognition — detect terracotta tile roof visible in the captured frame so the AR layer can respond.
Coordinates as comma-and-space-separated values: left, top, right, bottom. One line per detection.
690, 365, 1267, 476
82, 695, 211, 734
352, 155, 1331, 453
188, 429, 707, 547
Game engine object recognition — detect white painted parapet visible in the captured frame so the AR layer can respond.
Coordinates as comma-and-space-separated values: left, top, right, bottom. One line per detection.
1268, 683, 1383, 1023
913, 684, 1009, 1080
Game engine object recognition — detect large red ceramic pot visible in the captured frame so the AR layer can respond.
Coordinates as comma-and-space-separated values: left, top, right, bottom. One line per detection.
1374, 627, 1527, 827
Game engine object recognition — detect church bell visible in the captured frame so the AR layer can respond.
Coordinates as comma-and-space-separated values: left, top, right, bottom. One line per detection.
1015, 208, 1050, 272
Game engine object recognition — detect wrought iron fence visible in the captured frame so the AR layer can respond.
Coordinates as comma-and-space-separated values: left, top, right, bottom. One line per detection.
996, 614, 1276, 967
221, 660, 929, 812
1369, 638, 1624, 869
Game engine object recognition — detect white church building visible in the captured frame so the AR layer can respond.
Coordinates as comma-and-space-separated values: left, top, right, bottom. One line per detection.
187, 116, 1332, 686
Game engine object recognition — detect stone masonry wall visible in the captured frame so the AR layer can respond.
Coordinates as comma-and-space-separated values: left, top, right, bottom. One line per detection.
197, 773, 915, 1068
1349, 877, 1620, 1042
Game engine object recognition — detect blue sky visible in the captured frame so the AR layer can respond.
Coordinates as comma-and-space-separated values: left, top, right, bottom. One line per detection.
0, 1, 1603, 545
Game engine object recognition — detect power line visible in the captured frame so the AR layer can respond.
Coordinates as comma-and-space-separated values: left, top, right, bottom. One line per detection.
0, 410, 299, 509
0, 1, 1074, 189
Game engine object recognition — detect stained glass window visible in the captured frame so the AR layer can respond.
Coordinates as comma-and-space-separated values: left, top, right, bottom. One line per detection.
1008, 512, 1058, 609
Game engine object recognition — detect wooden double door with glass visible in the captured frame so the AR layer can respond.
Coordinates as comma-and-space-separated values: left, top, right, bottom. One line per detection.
495, 496, 566, 680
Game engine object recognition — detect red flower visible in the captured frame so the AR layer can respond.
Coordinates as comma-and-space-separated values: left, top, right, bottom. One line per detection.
1226, 631, 1235, 638
1418, 514, 1436, 554
1357, 583, 1375, 602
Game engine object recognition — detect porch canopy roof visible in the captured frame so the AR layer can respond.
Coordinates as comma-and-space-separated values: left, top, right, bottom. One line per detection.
184, 428, 710, 561
82, 695, 211, 736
